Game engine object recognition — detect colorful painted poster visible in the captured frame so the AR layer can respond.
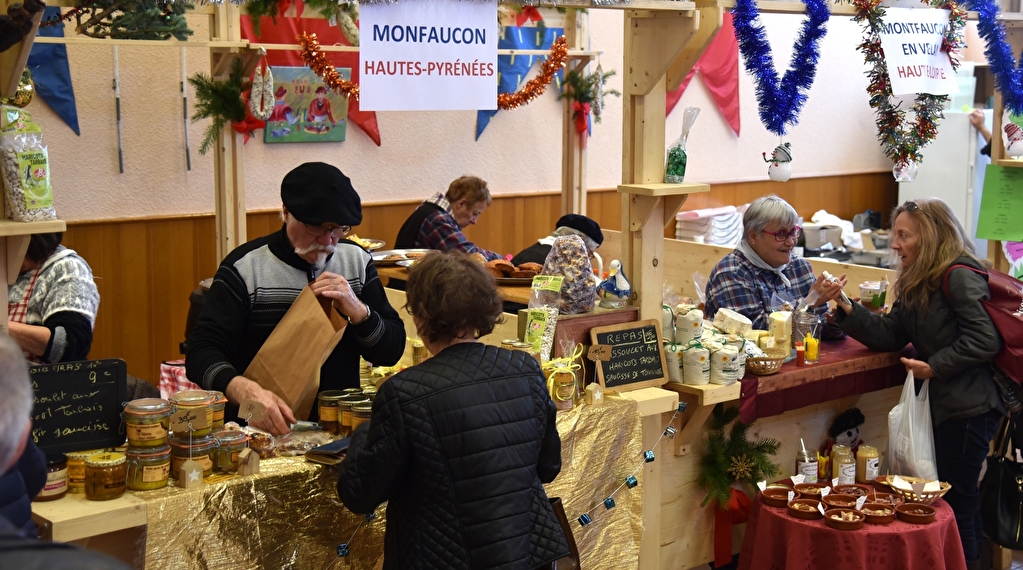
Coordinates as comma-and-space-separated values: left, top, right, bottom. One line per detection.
263, 66, 349, 144
1004, 241, 1023, 280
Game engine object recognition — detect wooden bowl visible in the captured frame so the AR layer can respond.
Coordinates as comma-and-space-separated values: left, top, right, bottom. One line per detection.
833, 483, 873, 498
761, 486, 796, 508
793, 482, 829, 498
896, 503, 936, 524
869, 492, 904, 508
787, 498, 823, 520
861, 503, 895, 524
822, 493, 859, 510
825, 508, 865, 530
745, 348, 789, 376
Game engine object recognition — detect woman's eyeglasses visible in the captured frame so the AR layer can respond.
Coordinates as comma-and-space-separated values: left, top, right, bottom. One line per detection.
761, 226, 803, 242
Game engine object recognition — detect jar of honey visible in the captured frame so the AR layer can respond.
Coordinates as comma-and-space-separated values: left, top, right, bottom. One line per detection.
361, 386, 378, 402
169, 390, 216, 437
338, 395, 371, 437
317, 390, 345, 435
341, 388, 364, 396
351, 403, 373, 432
122, 398, 172, 447
84, 452, 127, 501
66, 450, 98, 494
829, 444, 850, 480
125, 445, 171, 491
35, 454, 68, 502
169, 435, 217, 479
209, 391, 228, 430
834, 449, 856, 485
856, 445, 880, 483
211, 429, 249, 473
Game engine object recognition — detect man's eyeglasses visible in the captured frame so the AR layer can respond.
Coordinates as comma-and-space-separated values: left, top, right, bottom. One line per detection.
301, 222, 351, 239
761, 226, 802, 242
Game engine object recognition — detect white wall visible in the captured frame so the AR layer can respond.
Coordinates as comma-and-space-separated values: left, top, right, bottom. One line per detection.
23, 10, 985, 222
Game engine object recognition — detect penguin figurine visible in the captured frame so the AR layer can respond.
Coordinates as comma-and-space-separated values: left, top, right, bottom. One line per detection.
763, 142, 793, 182
597, 259, 632, 309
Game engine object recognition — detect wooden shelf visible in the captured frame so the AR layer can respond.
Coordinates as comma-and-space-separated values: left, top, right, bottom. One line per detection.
662, 381, 740, 407
620, 387, 680, 417
0, 218, 66, 237
617, 182, 711, 196
995, 158, 1023, 168
32, 491, 147, 542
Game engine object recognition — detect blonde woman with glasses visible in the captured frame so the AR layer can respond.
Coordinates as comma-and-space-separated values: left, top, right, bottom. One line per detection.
827, 198, 1005, 570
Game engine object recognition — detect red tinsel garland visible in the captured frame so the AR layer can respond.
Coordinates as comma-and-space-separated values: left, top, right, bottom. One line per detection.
498, 36, 568, 111
298, 32, 361, 102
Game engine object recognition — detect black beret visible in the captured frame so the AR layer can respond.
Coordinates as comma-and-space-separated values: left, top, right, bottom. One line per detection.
828, 408, 865, 439
556, 214, 603, 246
281, 162, 362, 227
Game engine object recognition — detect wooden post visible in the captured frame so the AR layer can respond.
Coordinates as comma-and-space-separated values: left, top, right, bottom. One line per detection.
561, 10, 588, 216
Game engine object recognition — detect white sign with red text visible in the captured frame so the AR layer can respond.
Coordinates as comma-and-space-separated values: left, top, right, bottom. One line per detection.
360, 0, 498, 111
877, 7, 959, 96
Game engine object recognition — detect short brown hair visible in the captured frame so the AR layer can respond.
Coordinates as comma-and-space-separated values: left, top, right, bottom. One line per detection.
444, 176, 491, 207
405, 251, 504, 344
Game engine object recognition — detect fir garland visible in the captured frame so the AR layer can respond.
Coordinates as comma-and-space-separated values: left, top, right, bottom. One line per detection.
69, 0, 193, 40
853, 0, 965, 167
556, 67, 620, 123
731, 0, 829, 136
965, 0, 1023, 115
188, 58, 248, 155
696, 405, 780, 509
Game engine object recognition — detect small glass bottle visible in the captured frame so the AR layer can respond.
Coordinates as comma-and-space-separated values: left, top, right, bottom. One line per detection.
35, 454, 68, 502
84, 452, 127, 501
125, 445, 171, 491
795, 449, 818, 483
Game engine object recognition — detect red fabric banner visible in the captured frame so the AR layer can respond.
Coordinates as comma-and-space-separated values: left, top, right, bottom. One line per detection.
240, 15, 381, 146
667, 12, 739, 137
714, 487, 752, 568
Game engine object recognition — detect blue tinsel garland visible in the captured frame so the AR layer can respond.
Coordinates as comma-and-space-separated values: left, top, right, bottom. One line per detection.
965, 0, 1023, 115
731, 0, 830, 136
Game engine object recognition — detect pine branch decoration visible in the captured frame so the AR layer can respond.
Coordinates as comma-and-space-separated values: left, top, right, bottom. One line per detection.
188, 58, 248, 155
72, 0, 193, 41
557, 67, 620, 123
696, 405, 780, 509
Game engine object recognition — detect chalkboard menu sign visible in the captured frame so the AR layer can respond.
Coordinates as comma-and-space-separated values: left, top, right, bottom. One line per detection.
30, 359, 128, 455
589, 319, 667, 392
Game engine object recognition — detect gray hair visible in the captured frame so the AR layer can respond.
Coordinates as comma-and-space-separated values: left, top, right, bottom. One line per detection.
0, 335, 33, 472
742, 195, 799, 244
552, 226, 599, 253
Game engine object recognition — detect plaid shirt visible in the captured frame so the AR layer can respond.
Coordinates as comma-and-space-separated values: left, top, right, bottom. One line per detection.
417, 194, 503, 260
704, 250, 822, 330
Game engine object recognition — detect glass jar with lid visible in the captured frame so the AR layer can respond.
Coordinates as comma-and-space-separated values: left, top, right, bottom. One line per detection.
169, 390, 216, 437
211, 429, 249, 473
317, 390, 345, 435
126, 445, 171, 491
209, 391, 228, 430
35, 454, 68, 502
338, 395, 371, 438
66, 449, 100, 494
169, 435, 217, 479
351, 403, 373, 432
123, 398, 172, 447
85, 452, 127, 501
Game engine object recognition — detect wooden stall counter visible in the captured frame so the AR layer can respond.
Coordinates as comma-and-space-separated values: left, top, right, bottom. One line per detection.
378, 265, 534, 306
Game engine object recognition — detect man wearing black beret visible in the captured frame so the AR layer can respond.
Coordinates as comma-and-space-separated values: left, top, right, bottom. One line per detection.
510, 213, 604, 268
186, 162, 405, 434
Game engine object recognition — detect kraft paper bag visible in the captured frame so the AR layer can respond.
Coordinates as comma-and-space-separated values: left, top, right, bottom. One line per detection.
243, 287, 346, 421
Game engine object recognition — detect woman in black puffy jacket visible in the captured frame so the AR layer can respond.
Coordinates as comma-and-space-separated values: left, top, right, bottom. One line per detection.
339, 251, 570, 570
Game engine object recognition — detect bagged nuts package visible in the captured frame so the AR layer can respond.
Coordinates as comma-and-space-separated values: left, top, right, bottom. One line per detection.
1, 106, 57, 222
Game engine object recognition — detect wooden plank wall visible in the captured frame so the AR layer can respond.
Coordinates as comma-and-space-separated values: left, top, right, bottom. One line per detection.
61, 172, 896, 383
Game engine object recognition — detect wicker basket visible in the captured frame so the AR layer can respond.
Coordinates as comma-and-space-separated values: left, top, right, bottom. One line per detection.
745, 347, 789, 376
884, 475, 951, 505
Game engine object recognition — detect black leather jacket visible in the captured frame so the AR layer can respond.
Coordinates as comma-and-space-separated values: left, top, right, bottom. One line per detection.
836, 256, 1005, 426
338, 342, 569, 570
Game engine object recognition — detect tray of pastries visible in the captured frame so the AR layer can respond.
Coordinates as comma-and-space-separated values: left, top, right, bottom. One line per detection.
469, 255, 543, 285
371, 249, 436, 266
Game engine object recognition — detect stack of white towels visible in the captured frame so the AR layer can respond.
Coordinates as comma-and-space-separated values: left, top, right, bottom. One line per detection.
675, 205, 747, 247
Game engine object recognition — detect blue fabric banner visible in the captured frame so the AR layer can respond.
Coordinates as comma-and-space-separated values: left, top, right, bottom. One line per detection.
28, 9, 80, 135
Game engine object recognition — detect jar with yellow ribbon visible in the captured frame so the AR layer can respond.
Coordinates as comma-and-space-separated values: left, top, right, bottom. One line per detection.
542, 344, 583, 412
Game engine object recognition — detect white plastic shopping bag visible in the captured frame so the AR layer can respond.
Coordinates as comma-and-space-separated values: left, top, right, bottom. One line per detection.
881, 370, 938, 480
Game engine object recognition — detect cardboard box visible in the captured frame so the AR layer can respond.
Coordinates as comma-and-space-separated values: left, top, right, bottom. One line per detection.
803, 224, 843, 250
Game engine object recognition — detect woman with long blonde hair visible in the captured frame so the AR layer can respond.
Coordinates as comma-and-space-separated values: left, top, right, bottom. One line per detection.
827, 198, 1005, 569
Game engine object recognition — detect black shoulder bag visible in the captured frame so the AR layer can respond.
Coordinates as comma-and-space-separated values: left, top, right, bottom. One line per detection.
980, 413, 1023, 549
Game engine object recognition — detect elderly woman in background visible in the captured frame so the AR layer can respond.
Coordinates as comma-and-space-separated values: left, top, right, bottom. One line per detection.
704, 195, 836, 329
827, 198, 1004, 569
7, 232, 99, 363
338, 251, 569, 570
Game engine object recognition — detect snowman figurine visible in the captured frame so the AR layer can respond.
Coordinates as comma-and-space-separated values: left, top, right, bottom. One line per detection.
763, 142, 793, 182
1005, 123, 1023, 157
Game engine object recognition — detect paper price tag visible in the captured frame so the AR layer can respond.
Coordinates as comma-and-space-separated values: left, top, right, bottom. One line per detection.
170, 408, 209, 432
530, 275, 564, 292
817, 502, 827, 516
910, 481, 926, 499
855, 496, 867, 511
790, 474, 805, 485
820, 487, 831, 498
757, 481, 767, 492
587, 344, 612, 361
831, 477, 839, 488
239, 399, 266, 424
788, 491, 795, 504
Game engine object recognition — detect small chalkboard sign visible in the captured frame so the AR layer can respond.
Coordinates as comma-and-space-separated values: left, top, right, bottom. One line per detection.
30, 359, 128, 455
589, 319, 668, 392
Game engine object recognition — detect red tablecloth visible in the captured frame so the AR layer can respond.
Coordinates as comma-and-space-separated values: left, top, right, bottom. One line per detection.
737, 496, 966, 570
739, 336, 909, 423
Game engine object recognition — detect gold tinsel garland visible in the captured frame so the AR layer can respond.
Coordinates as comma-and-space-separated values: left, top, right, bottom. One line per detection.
298, 32, 361, 102
498, 36, 568, 111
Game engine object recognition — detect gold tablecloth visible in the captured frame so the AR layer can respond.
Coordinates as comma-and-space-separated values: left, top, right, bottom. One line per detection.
136, 395, 643, 570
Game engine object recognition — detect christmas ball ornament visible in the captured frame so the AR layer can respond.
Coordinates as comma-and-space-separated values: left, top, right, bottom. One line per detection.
892, 160, 918, 182
763, 142, 793, 182
0, 68, 34, 108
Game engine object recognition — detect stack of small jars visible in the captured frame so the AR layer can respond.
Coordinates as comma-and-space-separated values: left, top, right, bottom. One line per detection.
121, 397, 174, 494
317, 388, 371, 437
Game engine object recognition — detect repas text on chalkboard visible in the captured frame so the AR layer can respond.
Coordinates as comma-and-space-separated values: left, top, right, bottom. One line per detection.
589, 319, 668, 392
30, 358, 128, 456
